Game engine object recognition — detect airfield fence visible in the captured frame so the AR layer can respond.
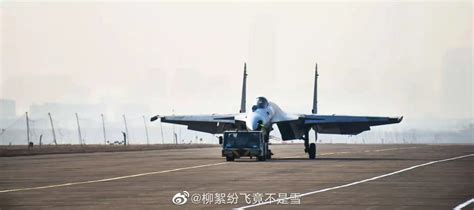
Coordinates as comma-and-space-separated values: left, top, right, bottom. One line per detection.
1, 113, 472, 146
0, 112, 209, 146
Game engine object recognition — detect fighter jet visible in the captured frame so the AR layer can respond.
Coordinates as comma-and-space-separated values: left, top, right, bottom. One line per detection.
150, 63, 402, 159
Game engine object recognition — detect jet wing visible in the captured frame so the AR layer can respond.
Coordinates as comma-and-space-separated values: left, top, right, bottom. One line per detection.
275, 114, 402, 140
150, 114, 245, 134
302, 115, 403, 135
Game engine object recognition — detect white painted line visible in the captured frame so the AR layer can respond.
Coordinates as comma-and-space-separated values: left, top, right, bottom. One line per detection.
282, 146, 421, 159
454, 198, 474, 210
0, 162, 228, 193
373, 146, 420, 152
236, 153, 474, 209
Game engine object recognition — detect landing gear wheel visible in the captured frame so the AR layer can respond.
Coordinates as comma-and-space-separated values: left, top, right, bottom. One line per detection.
309, 143, 316, 159
266, 149, 272, 159
226, 156, 235, 161
257, 155, 266, 161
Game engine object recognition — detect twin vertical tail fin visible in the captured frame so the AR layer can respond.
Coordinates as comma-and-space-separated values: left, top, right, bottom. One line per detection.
239, 62, 316, 115
312, 63, 318, 114
240, 62, 247, 113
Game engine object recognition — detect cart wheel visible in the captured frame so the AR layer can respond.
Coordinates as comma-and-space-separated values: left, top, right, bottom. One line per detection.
266, 149, 272, 159
226, 156, 235, 161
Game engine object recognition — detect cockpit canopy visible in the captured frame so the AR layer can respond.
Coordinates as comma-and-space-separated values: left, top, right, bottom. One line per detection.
252, 97, 268, 111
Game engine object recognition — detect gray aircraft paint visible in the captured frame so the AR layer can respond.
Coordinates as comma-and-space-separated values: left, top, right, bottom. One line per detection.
151, 64, 402, 140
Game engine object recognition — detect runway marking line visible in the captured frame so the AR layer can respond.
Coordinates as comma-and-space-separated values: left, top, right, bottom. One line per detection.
0, 146, 423, 194
454, 198, 474, 210
0, 162, 228, 193
236, 153, 474, 209
372, 146, 419, 152
285, 146, 422, 159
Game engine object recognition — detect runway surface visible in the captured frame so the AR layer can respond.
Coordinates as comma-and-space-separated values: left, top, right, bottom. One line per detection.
1, 144, 473, 209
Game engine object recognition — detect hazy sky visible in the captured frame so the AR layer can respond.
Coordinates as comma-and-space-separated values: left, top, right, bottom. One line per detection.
1, 1, 472, 121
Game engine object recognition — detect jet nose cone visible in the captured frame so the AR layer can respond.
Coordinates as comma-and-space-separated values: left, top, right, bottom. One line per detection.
250, 121, 261, 131
247, 114, 264, 131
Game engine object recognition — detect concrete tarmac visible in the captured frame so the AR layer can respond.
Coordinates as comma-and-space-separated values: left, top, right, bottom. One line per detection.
1, 144, 473, 209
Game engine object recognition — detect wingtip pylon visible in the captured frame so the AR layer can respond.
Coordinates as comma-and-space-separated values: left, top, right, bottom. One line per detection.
398, 116, 403, 122
150, 115, 160, 122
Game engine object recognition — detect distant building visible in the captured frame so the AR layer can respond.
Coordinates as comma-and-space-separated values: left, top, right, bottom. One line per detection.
0, 99, 16, 119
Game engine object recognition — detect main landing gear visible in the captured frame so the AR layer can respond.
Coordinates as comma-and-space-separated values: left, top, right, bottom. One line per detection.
303, 130, 316, 159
